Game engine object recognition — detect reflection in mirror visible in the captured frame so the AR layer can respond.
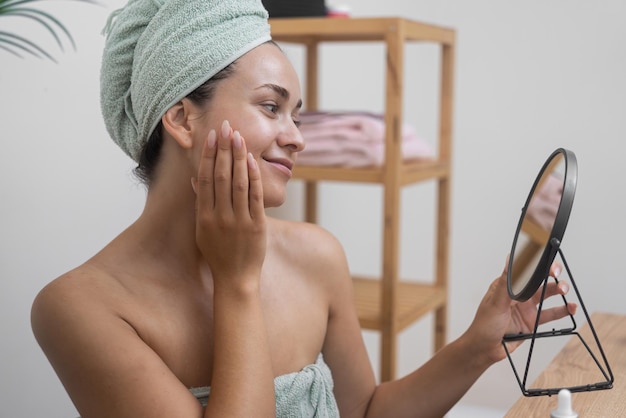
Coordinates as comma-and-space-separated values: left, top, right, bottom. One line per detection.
509, 153, 565, 299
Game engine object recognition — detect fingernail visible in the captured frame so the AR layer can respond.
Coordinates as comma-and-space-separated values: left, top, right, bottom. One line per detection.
221, 120, 230, 138
554, 266, 561, 277
247, 152, 257, 170
207, 130, 216, 148
233, 130, 242, 148
561, 282, 569, 293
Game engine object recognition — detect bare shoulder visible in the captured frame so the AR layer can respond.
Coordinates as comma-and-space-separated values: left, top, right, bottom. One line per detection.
266, 217, 354, 320
32, 261, 126, 321
30, 266, 122, 410
31, 264, 204, 417
32, 265, 118, 337
30, 264, 130, 370
267, 217, 349, 273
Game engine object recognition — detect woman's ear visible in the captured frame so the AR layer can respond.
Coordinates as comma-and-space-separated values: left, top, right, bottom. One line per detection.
161, 98, 196, 150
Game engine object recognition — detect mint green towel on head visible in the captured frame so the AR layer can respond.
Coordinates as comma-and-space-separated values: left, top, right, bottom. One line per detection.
100, 0, 271, 161
190, 354, 340, 417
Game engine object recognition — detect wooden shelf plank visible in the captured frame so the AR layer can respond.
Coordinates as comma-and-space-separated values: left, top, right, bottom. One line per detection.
293, 165, 383, 183
401, 160, 449, 184
293, 159, 449, 184
269, 17, 455, 45
353, 277, 447, 331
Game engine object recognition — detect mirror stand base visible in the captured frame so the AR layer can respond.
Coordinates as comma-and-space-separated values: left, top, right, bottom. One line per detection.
501, 248, 614, 397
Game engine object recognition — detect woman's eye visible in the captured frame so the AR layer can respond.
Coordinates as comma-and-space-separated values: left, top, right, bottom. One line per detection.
263, 103, 278, 113
293, 119, 302, 128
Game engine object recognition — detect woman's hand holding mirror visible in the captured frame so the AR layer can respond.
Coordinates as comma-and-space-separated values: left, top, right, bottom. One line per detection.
465, 259, 576, 365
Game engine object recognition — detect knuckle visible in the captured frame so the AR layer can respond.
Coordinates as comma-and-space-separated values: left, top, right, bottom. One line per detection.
196, 213, 213, 230
215, 213, 235, 230
213, 172, 229, 184
197, 174, 213, 187
233, 179, 248, 193
249, 189, 263, 202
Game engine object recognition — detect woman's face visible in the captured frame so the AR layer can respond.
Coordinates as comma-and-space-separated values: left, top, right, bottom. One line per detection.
194, 43, 305, 208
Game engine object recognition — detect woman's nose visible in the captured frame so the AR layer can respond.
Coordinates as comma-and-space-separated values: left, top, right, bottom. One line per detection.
277, 121, 305, 152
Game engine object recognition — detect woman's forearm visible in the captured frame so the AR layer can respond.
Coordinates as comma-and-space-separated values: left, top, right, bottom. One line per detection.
365, 333, 492, 418
205, 281, 275, 417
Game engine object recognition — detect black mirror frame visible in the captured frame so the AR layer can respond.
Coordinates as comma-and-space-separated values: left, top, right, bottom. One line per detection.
507, 148, 577, 302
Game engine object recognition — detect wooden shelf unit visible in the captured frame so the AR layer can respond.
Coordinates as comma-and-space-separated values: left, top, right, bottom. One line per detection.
270, 17, 455, 381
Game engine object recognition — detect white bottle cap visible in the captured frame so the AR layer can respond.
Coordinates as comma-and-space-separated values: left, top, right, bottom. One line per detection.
550, 389, 578, 418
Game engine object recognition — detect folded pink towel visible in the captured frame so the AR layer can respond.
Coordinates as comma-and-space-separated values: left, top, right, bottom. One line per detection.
297, 112, 433, 167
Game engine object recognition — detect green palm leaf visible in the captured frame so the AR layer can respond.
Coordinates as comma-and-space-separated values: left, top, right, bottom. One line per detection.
0, 0, 96, 61
0, 30, 57, 60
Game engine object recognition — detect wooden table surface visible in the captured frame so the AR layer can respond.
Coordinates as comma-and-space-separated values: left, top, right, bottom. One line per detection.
505, 312, 624, 417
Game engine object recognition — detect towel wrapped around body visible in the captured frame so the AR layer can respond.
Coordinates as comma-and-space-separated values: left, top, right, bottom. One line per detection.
190, 354, 339, 418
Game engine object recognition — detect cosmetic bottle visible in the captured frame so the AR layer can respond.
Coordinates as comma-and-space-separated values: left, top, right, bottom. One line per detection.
550, 389, 578, 418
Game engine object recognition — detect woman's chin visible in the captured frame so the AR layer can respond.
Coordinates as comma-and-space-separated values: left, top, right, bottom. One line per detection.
263, 191, 287, 209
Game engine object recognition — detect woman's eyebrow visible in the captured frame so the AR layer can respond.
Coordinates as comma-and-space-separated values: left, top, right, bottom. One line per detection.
256, 83, 303, 110
257, 83, 289, 98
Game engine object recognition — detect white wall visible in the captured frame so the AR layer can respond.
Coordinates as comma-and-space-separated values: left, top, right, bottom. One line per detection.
1, 1, 625, 417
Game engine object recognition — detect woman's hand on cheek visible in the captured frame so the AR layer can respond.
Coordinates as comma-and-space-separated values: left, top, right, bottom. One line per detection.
191, 120, 266, 290
464, 259, 577, 367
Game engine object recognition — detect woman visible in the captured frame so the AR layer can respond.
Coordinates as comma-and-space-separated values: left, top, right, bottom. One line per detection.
31, 0, 575, 417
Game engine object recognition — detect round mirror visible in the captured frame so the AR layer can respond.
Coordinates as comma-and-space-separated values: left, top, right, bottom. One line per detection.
507, 148, 577, 301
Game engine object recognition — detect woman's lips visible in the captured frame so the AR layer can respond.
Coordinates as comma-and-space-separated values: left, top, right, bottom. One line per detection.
264, 158, 293, 178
